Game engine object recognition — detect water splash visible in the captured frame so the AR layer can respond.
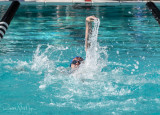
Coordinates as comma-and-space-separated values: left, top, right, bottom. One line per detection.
31, 44, 55, 74
86, 18, 100, 68
70, 18, 107, 80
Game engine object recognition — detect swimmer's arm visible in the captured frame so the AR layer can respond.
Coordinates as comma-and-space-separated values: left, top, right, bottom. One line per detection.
85, 16, 97, 52
85, 20, 90, 52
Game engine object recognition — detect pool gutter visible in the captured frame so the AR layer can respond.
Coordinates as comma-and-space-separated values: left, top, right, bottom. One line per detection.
1, 0, 160, 6
25, 1, 160, 3
1, 0, 160, 3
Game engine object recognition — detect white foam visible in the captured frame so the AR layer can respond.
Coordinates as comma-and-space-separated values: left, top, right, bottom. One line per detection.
39, 84, 46, 89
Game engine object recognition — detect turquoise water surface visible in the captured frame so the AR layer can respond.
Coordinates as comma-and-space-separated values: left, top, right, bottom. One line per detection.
0, 2, 160, 114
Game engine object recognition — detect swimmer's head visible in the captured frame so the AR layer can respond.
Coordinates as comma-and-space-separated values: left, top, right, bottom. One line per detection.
70, 56, 84, 69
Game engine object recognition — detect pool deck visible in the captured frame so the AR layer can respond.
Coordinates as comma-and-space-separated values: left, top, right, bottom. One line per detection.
0, 0, 160, 3
35, 0, 160, 3
28, 0, 160, 3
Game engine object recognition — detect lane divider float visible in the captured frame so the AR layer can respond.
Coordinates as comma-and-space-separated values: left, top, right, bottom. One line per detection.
146, 1, 160, 25
0, 1, 20, 40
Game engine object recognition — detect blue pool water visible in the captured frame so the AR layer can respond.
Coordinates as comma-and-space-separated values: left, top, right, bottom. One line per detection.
0, 2, 160, 114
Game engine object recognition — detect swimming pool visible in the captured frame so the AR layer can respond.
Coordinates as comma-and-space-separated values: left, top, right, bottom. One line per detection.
0, 2, 160, 114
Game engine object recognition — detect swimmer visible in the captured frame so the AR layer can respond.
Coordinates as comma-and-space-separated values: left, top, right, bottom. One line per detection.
70, 16, 98, 69
70, 56, 84, 68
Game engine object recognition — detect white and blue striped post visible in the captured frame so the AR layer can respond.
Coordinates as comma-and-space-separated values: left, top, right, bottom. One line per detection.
0, 1, 20, 41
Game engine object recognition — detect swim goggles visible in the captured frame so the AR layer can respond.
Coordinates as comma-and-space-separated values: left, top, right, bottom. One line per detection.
71, 60, 83, 64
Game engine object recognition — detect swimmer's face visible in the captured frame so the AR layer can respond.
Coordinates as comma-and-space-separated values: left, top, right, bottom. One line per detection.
71, 57, 84, 69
